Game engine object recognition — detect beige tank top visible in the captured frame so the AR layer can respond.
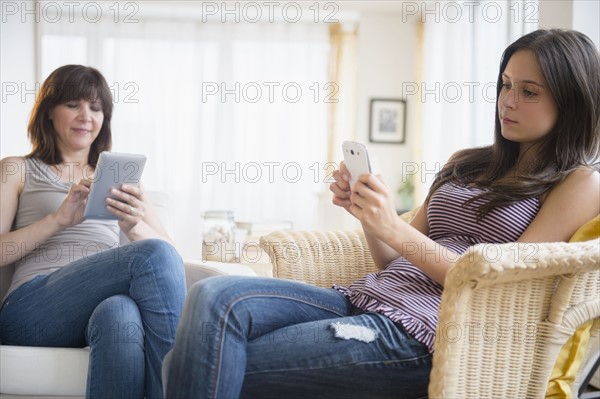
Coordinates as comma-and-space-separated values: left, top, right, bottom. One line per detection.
4, 157, 120, 301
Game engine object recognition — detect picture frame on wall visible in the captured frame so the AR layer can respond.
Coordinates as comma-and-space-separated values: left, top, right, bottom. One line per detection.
369, 98, 407, 144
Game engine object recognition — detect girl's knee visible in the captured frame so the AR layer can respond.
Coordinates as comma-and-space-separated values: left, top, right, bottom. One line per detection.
133, 239, 182, 265
182, 276, 278, 325
187, 276, 255, 305
126, 239, 185, 282
90, 295, 141, 321
87, 295, 144, 345
186, 277, 221, 307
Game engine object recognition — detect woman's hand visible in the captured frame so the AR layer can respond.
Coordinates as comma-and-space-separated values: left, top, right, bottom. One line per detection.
330, 161, 353, 215
350, 174, 402, 243
108, 184, 175, 245
331, 168, 404, 269
105, 184, 146, 233
53, 179, 91, 228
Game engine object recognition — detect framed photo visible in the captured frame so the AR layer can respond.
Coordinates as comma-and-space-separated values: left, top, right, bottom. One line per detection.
369, 99, 407, 144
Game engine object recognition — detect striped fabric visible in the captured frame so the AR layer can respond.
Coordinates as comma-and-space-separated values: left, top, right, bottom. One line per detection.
334, 182, 540, 353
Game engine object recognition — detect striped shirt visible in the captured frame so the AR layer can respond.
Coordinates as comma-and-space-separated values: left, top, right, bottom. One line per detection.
334, 182, 540, 353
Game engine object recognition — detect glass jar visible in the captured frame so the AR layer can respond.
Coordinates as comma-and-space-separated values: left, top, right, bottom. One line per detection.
201, 210, 236, 262
202, 210, 235, 244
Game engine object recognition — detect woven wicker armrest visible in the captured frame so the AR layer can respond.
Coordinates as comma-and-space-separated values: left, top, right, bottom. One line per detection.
448, 239, 599, 287
259, 229, 377, 288
259, 208, 420, 288
430, 238, 600, 398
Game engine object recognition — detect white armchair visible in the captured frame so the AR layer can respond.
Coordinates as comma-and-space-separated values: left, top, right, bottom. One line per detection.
0, 192, 257, 397
0, 260, 256, 397
0, 262, 90, 397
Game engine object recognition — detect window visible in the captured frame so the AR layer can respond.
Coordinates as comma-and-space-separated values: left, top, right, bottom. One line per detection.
418, 0, 538, 197
40, 6, 330, 259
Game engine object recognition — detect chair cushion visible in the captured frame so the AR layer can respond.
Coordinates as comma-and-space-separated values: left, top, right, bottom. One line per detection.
546, 214, 600, 398
0, 345, 89, 396
569, 214, 600, 243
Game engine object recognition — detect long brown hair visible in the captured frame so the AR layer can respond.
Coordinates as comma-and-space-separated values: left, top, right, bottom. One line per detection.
426, 29, 600, 218
27, 65, 113, 166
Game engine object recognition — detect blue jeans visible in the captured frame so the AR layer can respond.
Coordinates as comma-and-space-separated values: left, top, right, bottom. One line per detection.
164, 276, 431, 399
0, 239, 186, 399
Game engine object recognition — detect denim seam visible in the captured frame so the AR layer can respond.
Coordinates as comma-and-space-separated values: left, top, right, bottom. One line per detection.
87, 328, 97, 396
146, 257, 174, 337
244, 353, 432, 376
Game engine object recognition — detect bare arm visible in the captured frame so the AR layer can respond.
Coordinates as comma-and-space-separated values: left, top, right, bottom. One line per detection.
363, 200, 430, 269
517, 168, 600, 243
350, 174, 456, 285
0, 157, 90, 267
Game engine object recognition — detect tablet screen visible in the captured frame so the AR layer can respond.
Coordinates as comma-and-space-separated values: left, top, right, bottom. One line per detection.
83, 152, 147, 220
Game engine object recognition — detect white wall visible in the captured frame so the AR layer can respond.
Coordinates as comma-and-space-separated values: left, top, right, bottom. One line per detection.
573, 0, 599, 49
316, 9, 419, 231
0, 0, 37, 158
0, 2, 417, 169
355, 12, 417, 207
538, 0, 600, 48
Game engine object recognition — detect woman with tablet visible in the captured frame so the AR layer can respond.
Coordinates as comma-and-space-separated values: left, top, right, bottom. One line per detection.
0, 65, 186, 399
164, 29, 599, 398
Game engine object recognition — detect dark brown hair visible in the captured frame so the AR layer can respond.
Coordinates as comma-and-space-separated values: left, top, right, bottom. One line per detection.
426, 29, 600, 218
27, 65, 113, 166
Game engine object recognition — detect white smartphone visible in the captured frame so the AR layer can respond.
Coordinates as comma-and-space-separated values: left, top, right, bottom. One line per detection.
342, 141, 372, 186
83, 151, 147, 220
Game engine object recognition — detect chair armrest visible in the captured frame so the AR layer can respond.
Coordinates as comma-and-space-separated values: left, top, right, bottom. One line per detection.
183, 259, 257, 290
430, 239, 600, 398
258, 208, 419, 288
260, 230, 377, 288
447, 239, 599, 287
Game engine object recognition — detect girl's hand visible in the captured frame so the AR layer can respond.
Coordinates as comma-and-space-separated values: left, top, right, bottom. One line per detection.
330, 161, 353, 215
105, 184, 146, 233
53, 179, 91, 228
350, 174, 401, 243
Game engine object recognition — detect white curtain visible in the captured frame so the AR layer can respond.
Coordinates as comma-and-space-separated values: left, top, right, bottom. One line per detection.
39, 4, 330, 259
419, 0, 538, 197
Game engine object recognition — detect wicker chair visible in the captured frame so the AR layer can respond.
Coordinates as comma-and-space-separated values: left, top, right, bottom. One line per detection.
259, 211, 600, 398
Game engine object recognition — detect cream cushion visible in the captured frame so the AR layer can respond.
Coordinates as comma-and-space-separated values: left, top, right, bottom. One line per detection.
0, 346, 89, 396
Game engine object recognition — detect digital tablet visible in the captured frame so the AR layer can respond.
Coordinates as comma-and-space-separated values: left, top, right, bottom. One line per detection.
83, 152, 147, 220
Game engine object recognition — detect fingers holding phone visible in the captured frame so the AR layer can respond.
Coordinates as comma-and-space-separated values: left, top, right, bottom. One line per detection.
330, 164, 352, 211
331, 141, 373, 214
